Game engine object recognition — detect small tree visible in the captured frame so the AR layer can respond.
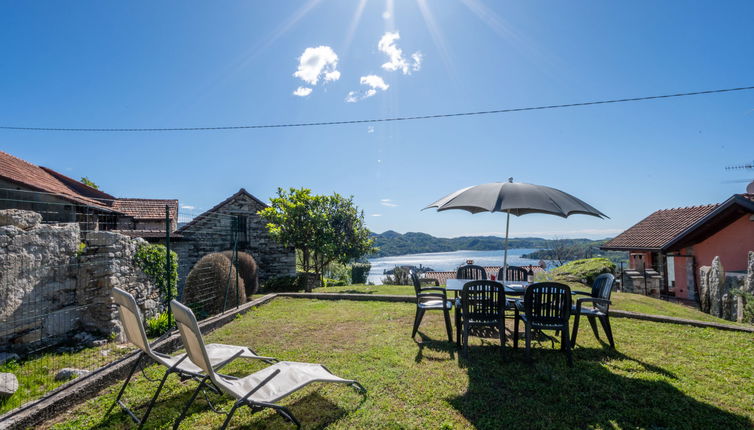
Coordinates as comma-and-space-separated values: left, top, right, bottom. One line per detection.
259, 187, 374, 289
80, 177, 99, 189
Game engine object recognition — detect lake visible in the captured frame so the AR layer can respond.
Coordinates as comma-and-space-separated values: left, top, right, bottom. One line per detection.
366, 249, 541, 285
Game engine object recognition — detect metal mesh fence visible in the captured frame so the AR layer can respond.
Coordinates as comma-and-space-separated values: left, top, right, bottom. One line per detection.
0, 187, 243, 415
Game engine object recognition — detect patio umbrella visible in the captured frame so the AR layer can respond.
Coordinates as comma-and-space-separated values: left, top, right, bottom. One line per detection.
424, 178, 608, 282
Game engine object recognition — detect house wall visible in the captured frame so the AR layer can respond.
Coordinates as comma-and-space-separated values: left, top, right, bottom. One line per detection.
172, 193, 296, 294
0, 179, 77, 223
691, 214, 754, 272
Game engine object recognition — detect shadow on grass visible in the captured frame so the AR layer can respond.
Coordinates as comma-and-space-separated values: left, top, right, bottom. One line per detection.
92, 378, 359, 429
414, 332, 456, 362
449, 344, 750, 429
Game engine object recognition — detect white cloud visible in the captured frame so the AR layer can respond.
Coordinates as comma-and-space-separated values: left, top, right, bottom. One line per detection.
181, 205, 195, 210
292, 86, 313, 97
345, 74, 389, 102
367, 126, 375, 133
380, 199, 398, 207
292, 46, 340, 96
371, 213, 382, 217
378, 32, 422, 75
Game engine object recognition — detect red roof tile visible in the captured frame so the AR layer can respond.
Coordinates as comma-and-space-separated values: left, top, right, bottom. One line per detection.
0, 150, 115, 211
602, 204, 719, 251
112, 198, 178, 221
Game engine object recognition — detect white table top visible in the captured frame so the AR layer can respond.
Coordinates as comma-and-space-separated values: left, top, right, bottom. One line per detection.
445, 278, 528, 293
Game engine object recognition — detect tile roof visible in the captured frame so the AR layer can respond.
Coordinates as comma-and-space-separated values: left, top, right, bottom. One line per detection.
602, 204, 719, 251
0, 150, 116, 211
112, 198, 178, 221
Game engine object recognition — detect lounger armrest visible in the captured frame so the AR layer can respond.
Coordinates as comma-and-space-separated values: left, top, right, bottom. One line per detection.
211, 349, 246, 372
241, 369, 281, 402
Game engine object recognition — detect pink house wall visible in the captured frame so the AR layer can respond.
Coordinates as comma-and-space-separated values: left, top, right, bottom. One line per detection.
672, 214, 754, 299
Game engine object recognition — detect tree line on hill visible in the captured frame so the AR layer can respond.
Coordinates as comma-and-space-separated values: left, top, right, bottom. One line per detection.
370, 231, 627, 265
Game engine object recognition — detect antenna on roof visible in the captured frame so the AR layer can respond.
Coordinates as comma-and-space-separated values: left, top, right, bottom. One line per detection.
724, 161, 754, 194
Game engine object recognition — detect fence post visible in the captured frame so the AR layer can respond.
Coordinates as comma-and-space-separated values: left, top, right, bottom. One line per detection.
165, 205, 173, 327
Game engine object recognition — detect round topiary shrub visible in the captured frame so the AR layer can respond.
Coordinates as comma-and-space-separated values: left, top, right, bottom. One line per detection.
182, 252, 246, 317
222, 250, 259, 296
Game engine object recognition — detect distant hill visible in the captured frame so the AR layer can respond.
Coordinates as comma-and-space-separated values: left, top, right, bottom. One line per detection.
370, 231, 598, 258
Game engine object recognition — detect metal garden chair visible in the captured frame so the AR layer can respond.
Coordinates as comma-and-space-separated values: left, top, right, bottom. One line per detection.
410, 270, 453, 342
106, 288, 277, 429
170, 299, 366, 430
571, 273, 616, 348
514, 282, 573, 366
458, 280, 506, 355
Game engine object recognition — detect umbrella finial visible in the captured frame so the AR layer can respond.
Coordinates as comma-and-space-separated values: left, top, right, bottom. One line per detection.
508, 177, 513, 183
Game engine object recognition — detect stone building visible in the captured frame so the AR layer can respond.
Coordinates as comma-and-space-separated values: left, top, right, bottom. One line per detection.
172, 189, 296, 293
0, 150, 177, 237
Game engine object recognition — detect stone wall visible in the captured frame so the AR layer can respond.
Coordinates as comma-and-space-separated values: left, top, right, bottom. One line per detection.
0, 210, 161, 354
699, 253, 754, 322
172, 190, 296, 295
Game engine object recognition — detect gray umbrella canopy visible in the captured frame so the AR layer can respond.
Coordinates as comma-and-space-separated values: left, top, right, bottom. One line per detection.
424, 180, 608, 218
424, 179, 608, 281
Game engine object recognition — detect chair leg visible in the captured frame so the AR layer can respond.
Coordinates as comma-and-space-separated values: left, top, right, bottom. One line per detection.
524, 323, 532, 362
513, 312, 520, 349
455, 307, 462, 348
173, 377, 209, 430
587, 315, 600, 340
571, 312, 581, 348
600, 315, 615, 348
138, 368, 172, 429
562, 326, 573, 367
443, 308, 453, 342
498, 319, 506, 353
411, 307, 423, 338
105, 353, 141, 418
219, 401, 242, 430
462, 322, 469, 355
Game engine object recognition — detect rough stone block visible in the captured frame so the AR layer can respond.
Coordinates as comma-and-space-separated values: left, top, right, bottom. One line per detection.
54, 368, 89, 381
0, 209, 42, 230
0, 372, 19, 398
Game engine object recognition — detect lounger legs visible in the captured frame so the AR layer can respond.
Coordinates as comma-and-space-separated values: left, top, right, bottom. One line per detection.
138, 367, 172, 429
219, 401, 242, 430
105, 354, 141, 419
173, 376, 210, 430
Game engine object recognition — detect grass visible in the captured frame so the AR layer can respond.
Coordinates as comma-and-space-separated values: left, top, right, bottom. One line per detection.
315, 283, 749, 326
42, 297, 754, 429
0, 342, 132, 415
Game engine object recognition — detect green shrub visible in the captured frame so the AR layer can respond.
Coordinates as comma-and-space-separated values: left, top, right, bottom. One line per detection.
222, 251, 259, 296
732, 289, 754, 324
550, 257, 615, 285
325, 262, 351, 285
323, 278, 347, 287
76, 242, 87, 257
382, 266, 411, 285
134, 244, 178, 301
351, 263, 371, 284
261, 275, 306, 292
145, 312, 173, 337
182, 253, 245, 316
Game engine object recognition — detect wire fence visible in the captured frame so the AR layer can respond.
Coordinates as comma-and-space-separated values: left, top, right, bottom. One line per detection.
0, 187, 248, 415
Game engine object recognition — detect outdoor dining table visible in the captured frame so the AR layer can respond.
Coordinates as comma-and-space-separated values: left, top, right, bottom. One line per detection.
444, 278, 529, 298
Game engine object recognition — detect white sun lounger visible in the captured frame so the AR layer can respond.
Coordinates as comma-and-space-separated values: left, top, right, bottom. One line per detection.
170, 299, 366, 429
106, 287, 277, 429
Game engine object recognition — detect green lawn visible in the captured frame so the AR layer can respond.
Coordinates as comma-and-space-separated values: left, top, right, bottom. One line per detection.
315, 283, 747, 326
44, 297, 753, 429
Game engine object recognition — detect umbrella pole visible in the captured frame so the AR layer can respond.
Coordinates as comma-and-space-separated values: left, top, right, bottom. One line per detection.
502, 211, 510, 283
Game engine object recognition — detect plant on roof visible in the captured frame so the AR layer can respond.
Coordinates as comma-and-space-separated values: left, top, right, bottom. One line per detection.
79, 176, 99, 189
258, 187, 375, 290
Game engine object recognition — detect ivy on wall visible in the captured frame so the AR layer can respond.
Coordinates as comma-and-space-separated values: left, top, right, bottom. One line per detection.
134, 244, 178, 301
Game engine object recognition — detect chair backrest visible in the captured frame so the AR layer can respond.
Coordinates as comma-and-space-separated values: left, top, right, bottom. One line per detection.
461, 280, 505, 322
170, 300, 217, 381
456, 264, 487, 280
112, 287, 153, 355
524, 282, 572, 326
409, 270, 422, 295
591, 273, 615, 313
498, 266, 529, 282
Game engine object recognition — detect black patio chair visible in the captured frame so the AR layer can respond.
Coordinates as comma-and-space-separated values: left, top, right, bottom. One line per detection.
514, 282, 573, 366
458, 280, 506, 355
410, 270, 453, 342
456, 264, 487, 281
497, 265, 530, 283
571, 273, 616, 348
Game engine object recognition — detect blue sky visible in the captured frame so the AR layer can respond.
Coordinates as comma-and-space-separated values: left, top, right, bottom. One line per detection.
1, 1, 753, 239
